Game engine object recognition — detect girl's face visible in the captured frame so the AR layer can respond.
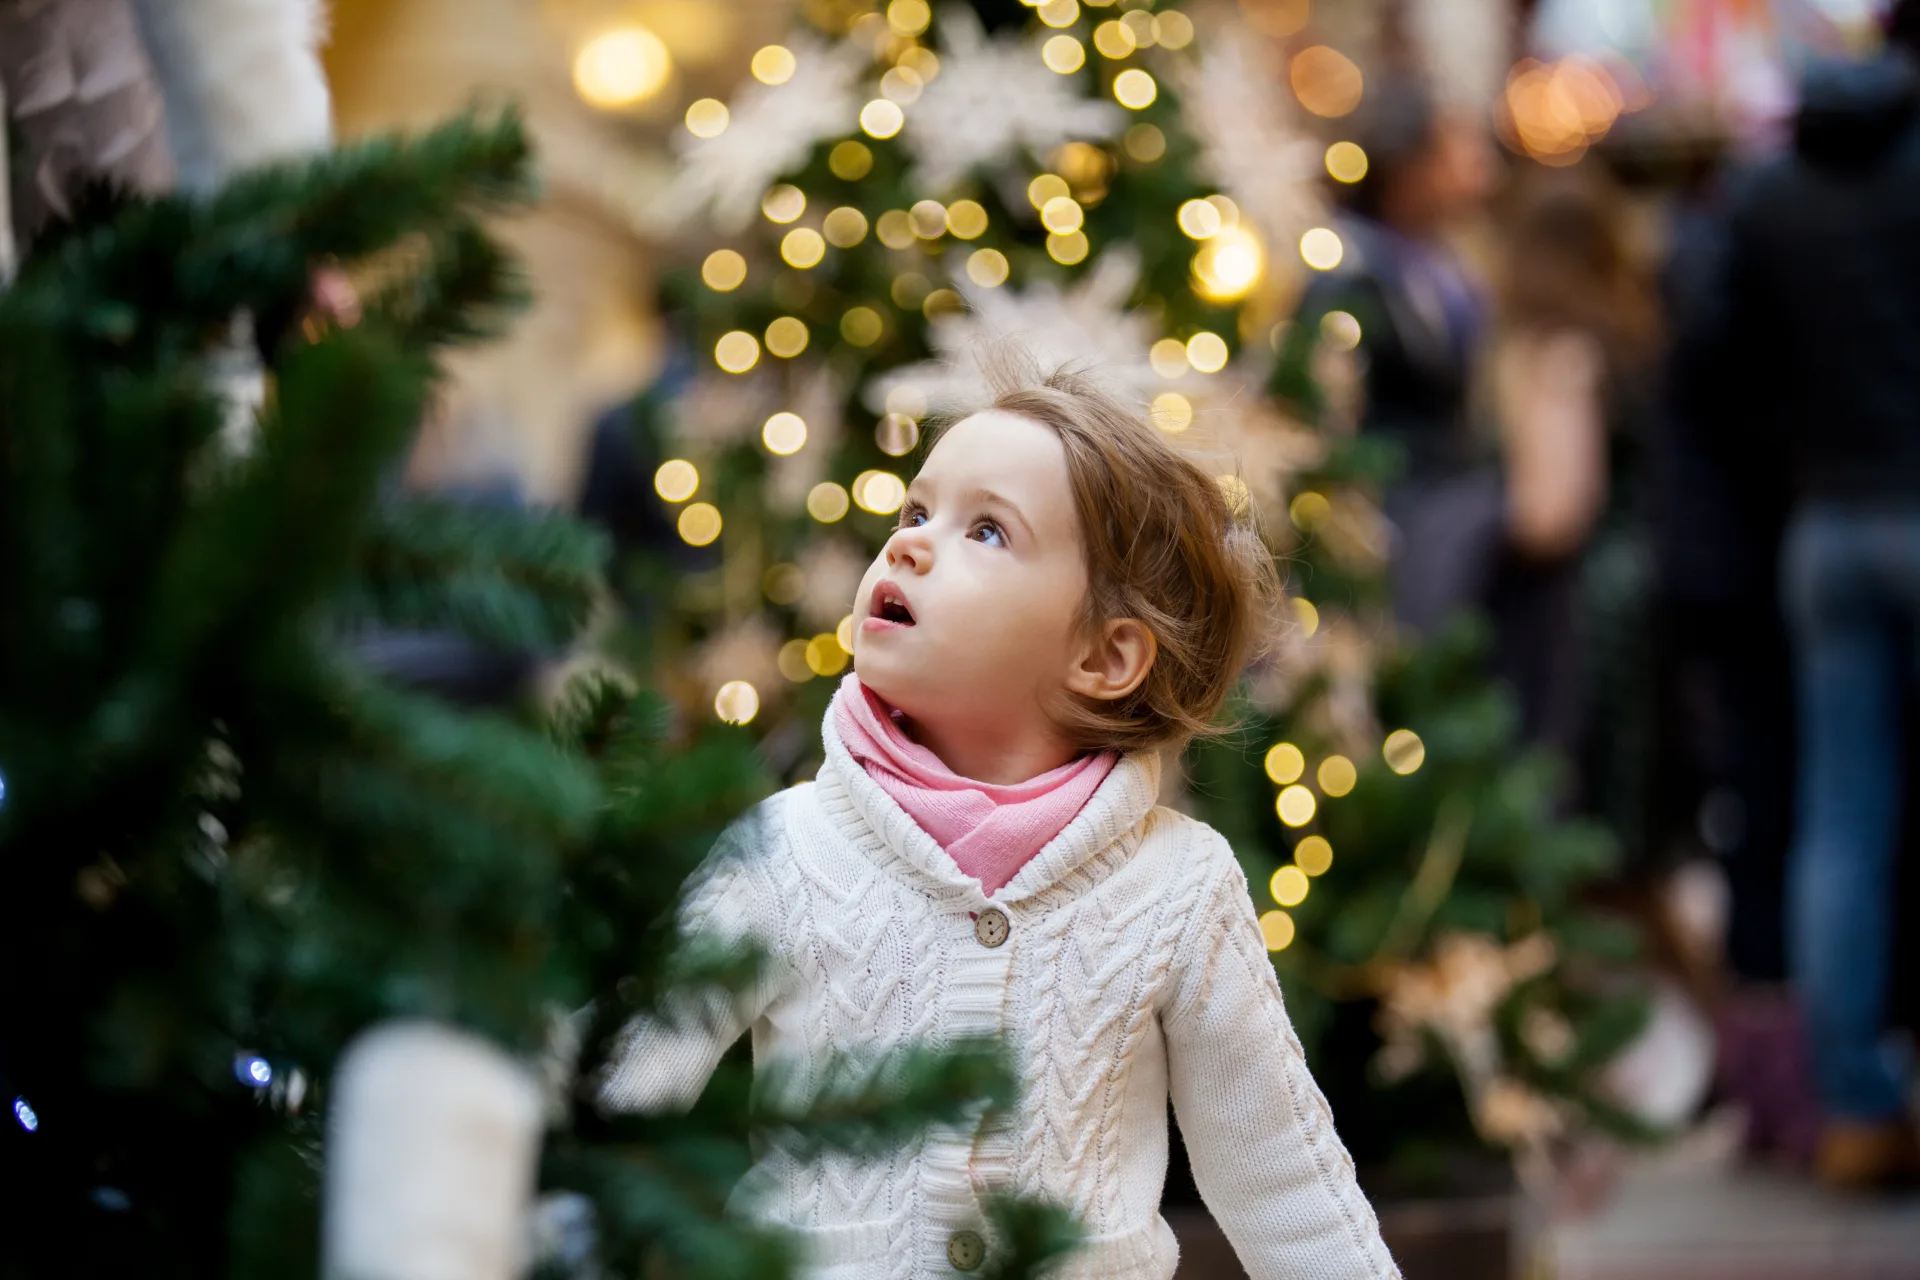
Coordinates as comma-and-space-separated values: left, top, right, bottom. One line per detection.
851, 410, 1091, 741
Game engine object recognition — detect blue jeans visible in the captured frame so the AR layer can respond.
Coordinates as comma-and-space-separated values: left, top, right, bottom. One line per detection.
1783, 505, 1920, 1121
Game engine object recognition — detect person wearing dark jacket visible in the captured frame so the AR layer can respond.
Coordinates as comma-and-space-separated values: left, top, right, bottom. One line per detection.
1690, 1, 1920, 1188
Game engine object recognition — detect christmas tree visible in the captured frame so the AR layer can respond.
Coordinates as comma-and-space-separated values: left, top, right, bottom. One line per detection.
0, 108, 1066, 1279
624, 0, 1649, 1184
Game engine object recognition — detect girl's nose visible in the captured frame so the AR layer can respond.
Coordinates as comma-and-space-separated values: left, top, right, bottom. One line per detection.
886, 528, 932, 572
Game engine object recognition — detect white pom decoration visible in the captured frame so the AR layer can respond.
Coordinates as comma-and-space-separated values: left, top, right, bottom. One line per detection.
323, 1021, 543, 1280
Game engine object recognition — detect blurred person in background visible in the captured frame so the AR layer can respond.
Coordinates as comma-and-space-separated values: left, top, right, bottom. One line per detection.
1277, 74, 1500, 634
1683, 0, 1920, 1188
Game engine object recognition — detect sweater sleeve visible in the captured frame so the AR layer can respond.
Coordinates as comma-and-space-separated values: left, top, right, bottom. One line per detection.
597, 815, 790, 1114
1163, 860, 1400, 1280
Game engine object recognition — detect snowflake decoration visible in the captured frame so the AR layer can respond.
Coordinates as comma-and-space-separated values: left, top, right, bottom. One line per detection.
1178, 34, 1325, 256
866, 250, 1162, 414
902, 7, 1123, 193
651, 36, 864, 232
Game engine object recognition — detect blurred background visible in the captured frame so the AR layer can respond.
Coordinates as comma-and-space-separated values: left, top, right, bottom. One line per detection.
7, 0, 1920, 1276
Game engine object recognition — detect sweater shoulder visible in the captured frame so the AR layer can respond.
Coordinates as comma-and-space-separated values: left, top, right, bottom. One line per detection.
1139, 804, 1245, 893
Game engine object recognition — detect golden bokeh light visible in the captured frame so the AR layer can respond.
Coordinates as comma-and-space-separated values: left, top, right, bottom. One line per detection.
1291, 46, 1364, 118
762, 411, 808, 455
876, 209, 915, 249
1124, 123, 1166, 161
1270, 864, 1310, 907
1277, 784, 1317, 827
946, 199, 989, 239
836, 614, 856, 652
923, 288, 964, 317
1318, 754, 1357, 798
1028, 173, 1071, 209
1178, 199, 1222, 239
1300, 227, 1344, 271
887, 0, 932, 36
1293, 597, 1320, 637
1120, 10, 1157, 45
685, 98, 729, 138
750, 44, 797, 86
806, 633, 850, 676
701, 249, 747, 292
966, 248, 1010, 288
876, 413, 921, 456
880, 66, 924, 104
714, 680, 759, 724
761, 184, 806, 223
1038, 0, 1081, 27
1325, 140, 1369, 183
1043, 34, 1087, 74
1149, 337, 1190, 378
823, 206, 870, 247
854, 469, 908, 514
1295, 834, 1334, 877
574, 27, 673, 109
1155, 11, 1195, 48
860, 98, 905, 138
654, 459, 698, 503
714, 330, 760, 373
781, 227, 827, 268
778, 638, 813, 682
886, 385, 929, 418
1290, 490, 1331, 531
1040, 196, 1084, 234
899, 46, 942, 81
829, 140, 874, 180
841, 306, 885, 346
1265, 742, 1305, 784
1192, 225, 1264, 302
678, 501, 723, 546
910, 199, 948, 238
1259, 909, 1297, 951
1114, 68, 1158, 109
1186, 331, 1229, 374
764, 317, 809, 358
807, 482, 851, 523
1217, 474, 1252, 515
1047, 230, 1090, 264
1321, 309, 1362, 350
1384, 729, 1426, 775
1093, 20, 1136, 59
1152, 392, 1193, 433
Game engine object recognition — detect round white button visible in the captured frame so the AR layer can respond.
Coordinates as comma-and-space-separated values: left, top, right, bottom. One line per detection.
973, 907, 1009, 948
947, 1229, 986, 1271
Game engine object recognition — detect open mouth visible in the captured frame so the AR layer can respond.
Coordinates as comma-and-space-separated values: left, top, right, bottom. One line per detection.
870, 580, 915, 626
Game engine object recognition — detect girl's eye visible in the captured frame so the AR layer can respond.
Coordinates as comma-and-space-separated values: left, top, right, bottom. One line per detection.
897, 503, 927, 529
969, 520, 1006, 547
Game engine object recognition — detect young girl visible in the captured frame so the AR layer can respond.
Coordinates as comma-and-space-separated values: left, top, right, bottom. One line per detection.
601, 364, 1399, 1279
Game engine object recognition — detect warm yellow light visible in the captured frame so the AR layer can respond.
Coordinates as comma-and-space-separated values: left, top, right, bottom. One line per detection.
1277, 784, 1317, 827
836, 614, 856, 652
1154, 10, 1195, 48
876, 413, 921, 456
1120, 9, 1156, 46
685, 98, 729, 138
829, 140, 874, 180
1149, 337, 1190, 378
1040, 196, 1084, 234
574, 27, 673, 109
715, 330, 760, 373
886, 385, 930, 418
1384, 729, 1426, 775
778, 638, 814, 682
1206, 194, 1241, 227
1028, 173, 1071, 209
806, 633, 850, 676
899, 47, 941, 81
1047, 231, 1090, 264
1217, 474, 1251, 515
1037, 0, 1080, 27
781, 227, 827, 268
678, 502, 723, 546
751, 45, 796, 86
891, 273, 930, 308
861, 98, 905, 138
1326, 140, 1369, 183
823, 206, 870, 247
1291, 46, 1365, 118
1293, 598, 1320, 637
1124, 123, 1165, 161
764, 563, 805, 604
880, 66, 925, 104
654, 459, 698, 503
945, 199, 989, 239
1265, 742, 1305, 784
1321, 310, 1362, 350
923, 288, 964, 317
1295, 834, 1334, 876
887, 0, 932, 36
854, 469, 907, 513
1178, 199, 1222, 239
876, 209, 916, 249
1270, 864, 1310, 907
714, 680, 759, 724
1043, 34, 1087, 74
1290, 490, 1331, 531
1186, 331, 1229, 374
1300, 227, 1344, 271
1114, 68, 1158, 109
841, 306, 884, 346
967, 248, 1010, 287
1259, 909, 1296, 951
808, 482, 851, 523
1192, 225, 1264, 302
910, 199, 948, 238
701, 249, 747, 292
1152, 392, 1193, 433
765, 317, 809, 358
1318, 754, 1357, 797
761, 184, 806, 223
1093, 20, 1136, 59
762, 411, 808, 454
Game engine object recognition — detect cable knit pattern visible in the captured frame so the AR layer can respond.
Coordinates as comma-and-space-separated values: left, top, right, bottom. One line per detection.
600, 710, 1399, 1280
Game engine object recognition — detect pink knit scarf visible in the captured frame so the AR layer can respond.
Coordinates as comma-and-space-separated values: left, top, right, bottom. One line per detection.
831, 675, 1116, 896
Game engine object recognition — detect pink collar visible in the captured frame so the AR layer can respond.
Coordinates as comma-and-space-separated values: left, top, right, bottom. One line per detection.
829, 675, 1117, 897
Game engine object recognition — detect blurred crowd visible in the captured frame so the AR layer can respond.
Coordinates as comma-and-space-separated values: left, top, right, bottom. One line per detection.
1302, 0, 1920, 1193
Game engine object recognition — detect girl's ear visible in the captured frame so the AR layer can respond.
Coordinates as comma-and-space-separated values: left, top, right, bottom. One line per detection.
1065, 618, 1156, 703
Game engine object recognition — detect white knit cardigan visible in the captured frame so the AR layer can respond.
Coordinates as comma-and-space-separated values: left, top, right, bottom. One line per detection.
601, 713, 1400, 1280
